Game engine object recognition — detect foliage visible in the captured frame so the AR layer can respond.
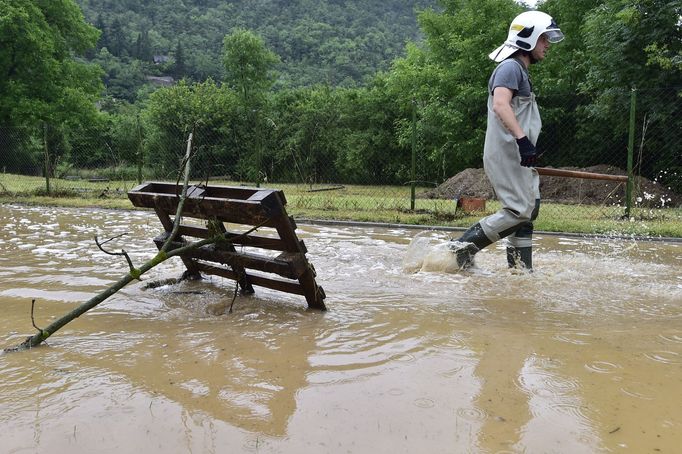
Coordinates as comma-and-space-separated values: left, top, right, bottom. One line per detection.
222, 29, 280, 184
4, 0, 679, 199
75, 0, 433, 100
0, 0, 105, 175
384, 0, 522, 180
0, 0, 103, 127
269, 86, 351, 184
223, 29, 279, 96
578, 0, 681, 180
142, 79, 240, 179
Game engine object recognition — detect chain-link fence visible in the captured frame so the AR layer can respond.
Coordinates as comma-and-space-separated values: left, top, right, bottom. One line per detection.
1, 87, 680, 237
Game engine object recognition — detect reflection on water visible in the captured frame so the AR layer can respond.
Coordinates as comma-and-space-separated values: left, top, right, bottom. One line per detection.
1, 204, 681, 453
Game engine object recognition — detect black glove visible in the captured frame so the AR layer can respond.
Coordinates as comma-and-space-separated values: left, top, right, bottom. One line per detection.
516, 136, 537, 167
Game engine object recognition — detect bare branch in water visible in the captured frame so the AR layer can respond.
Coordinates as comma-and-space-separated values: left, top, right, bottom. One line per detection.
95, 234, 136, 273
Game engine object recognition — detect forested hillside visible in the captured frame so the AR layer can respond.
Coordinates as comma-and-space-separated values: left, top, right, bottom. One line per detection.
76, 0, 435, 101
2, 0, 679, 197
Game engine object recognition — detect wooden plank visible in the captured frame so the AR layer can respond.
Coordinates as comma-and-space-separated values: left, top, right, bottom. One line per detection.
129, 193, 276, 226
129, 183, 285, 226
130, 182, 260, 199
169, 225, 289, 251
186, 185, 206, 199
265, 210, 326, 308
155, 239, 306, 279
195, 263, 307, 296
267, 210, 326, 309
153, 206, 175, 232
130, 182, 287, 204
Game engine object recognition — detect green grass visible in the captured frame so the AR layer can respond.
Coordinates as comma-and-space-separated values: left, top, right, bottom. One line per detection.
2, 173, 681, 238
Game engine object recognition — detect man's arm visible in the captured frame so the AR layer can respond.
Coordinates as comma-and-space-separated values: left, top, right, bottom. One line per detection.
491, 86, 525, 139
491, 86, 537, 166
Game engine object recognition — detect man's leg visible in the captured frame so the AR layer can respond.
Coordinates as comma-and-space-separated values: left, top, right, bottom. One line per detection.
506, 199, 540, 270
450, 222, 494, 269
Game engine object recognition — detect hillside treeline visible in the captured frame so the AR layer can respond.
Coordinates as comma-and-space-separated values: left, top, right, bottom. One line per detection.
79, 0, 433, 101
1, 0, 680, 192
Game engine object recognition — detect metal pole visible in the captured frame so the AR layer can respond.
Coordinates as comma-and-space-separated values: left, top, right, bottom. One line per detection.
410, 99, 416, 210
136, 114, 143, 184
625, 88, 636, 218
43, 122, 51, 195
254, 108, 261, 188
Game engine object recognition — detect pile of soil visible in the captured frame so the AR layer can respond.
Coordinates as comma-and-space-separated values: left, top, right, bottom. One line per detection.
420, 165, 682, 208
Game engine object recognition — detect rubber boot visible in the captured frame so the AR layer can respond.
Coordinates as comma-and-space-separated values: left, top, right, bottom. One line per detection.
449, 223, 493, 269
506, 246, 532, 271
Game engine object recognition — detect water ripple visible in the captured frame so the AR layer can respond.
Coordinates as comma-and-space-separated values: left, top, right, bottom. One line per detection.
659, 333, 682, 344
456, 407, 488, 422
643, 350, 681, 365
620, 382, 656, 400
584, 361, 621, 374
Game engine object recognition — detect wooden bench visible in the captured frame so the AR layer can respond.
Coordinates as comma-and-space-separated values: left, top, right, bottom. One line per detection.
128, 182, 326, 310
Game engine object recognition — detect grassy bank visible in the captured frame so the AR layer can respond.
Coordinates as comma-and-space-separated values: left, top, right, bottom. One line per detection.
2, 173, 681, 237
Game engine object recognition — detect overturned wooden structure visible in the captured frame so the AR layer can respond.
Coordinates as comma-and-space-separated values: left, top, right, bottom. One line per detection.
128, 182, 326, 310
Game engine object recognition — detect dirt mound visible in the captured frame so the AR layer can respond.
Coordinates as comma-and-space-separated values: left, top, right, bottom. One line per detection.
421, 168, 496, 200
420, 165, 681, 207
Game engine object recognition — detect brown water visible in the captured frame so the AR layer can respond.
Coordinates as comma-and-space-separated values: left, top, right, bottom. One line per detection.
1, 204, 681, 454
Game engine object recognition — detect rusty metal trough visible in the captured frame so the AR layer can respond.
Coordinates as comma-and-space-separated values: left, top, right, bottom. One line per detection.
128, 182, 326, 310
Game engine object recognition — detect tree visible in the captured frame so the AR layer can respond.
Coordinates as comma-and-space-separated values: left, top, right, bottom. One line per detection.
270, 86, 349, 184
95, 13, 108, 51
142, 79, 239, 178
222, 29, 279, 184
173, 40, 186, 79
0, 0, 104, 179
134, 30, 153, 62
0, 0, 103, 128
108, 17, 128, 57
557, 0, 682, 178
222, 28, 279, 97
385, 0, 522, 181
580, 0, 681, 94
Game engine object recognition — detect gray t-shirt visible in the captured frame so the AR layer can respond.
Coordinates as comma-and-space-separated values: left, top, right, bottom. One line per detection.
488, 58, 531, 97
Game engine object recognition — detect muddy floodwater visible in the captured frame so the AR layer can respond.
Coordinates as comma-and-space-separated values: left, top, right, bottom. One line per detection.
1, 204, 681, 453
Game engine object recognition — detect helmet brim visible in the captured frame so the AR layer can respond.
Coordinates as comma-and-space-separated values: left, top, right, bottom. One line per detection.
489, 44, 519, 63
545, 29, 564, 43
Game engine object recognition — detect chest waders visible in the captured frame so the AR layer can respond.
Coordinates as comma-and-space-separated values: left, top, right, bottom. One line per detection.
452, 68, 542, 270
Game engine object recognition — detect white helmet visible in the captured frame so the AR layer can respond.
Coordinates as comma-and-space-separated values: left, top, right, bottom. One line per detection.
489, 11, 564, 62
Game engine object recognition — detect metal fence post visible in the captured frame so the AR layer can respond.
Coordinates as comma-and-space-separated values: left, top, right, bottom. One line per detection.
410, 98, 416, 210
43, 122, 51, 195
625, 88, 636, 218
136, 115, 143, 184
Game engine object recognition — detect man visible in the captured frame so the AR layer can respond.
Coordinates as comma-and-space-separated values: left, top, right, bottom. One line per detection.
450, 11, 564, 271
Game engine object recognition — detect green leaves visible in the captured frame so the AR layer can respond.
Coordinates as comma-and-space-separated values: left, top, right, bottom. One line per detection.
384, 0, 522, 176
0, 0, 102, 127
222, 29, 279, 95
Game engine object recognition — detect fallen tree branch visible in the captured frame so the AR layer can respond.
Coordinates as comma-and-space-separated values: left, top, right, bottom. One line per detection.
95, 233, 135, 272
4, 130, 206, 352
7, 234, 230, 351
30, 299, 44, 339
